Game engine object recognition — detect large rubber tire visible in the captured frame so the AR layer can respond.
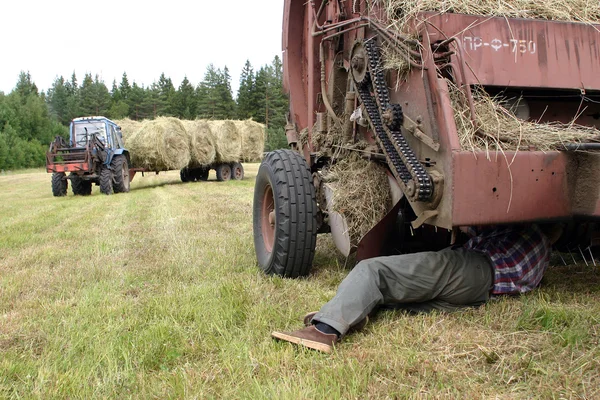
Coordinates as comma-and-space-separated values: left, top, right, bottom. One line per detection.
198, 167, 209, 181
51, 172, 67, 197
70, 173, 92, 196
253, 150, 318, 277
112, 155, 130, 193
231, 162, 244, 180
180, 167, 191, 182
216, 163, 232, 182
99, 166, 113, 195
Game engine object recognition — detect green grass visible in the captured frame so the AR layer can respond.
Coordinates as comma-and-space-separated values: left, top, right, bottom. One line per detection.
1, 168, 599, 399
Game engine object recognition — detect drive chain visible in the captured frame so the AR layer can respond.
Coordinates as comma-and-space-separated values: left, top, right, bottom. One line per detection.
355, 39, 433, 201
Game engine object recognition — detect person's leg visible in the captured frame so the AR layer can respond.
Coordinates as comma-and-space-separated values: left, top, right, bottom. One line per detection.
313, 248, 489, 335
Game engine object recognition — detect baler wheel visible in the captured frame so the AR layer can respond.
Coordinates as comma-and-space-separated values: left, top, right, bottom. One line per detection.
51, 172, 68, 197
112, 155, 130, 193
70, 173, 92, 196
216, 163, 232, 182
231, 162, 244, 180
99, 165, 113, 195
253, 150, 317, 277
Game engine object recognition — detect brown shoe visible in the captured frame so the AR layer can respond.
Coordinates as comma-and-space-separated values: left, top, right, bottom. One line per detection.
302, 312, 369, 333
271, 326, 338, 353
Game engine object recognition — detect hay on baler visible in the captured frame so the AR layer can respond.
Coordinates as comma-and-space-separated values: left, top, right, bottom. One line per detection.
233, 119, 266, 162
127, 117, 190, 171
379, 0, 600, 30
379, 0, 600, 79
324, 154, 392, 245
182, 120, 216, 167
376, 1, 600, 152
207, 120, 242, 163
449, 85, 600, 154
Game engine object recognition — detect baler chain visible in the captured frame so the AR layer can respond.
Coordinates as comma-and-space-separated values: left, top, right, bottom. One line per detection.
356, 39, 433, 201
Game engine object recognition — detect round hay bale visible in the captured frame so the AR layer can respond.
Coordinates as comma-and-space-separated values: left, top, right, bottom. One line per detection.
182, 120, 216, 167
207, 120, 242, 163
127, 117, 190, 171
233, 119, 266, 162
115, 118, 143, 143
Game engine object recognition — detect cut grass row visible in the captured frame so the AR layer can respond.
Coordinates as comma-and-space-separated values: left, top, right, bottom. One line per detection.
0, 167, 599, 398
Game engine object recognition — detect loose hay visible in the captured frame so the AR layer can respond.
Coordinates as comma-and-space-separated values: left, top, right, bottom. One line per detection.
182, 120, 216, 166
450, 85, 600, 153
207, 120, 242, 163
233, 119, 266, 162
127, 117, 190, 171
324, 154, 392, 245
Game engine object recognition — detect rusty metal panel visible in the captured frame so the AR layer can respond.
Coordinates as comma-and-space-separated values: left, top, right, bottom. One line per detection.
451, 151, 572, 226
424, 13, 600, 90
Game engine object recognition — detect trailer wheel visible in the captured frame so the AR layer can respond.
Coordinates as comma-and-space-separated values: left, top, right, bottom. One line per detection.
70, 173, 92, 196
180, 167, 191, 182
216, 163, 232, 181
253, 150, 318, 277
112, 155, 130, 193
51, 172, 67, 197
198, 167, 209, 181
231, 162, 244, 180
99, 165, 113, 195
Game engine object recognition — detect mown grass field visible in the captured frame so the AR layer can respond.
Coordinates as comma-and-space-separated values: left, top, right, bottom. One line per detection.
1, 166, 599, 399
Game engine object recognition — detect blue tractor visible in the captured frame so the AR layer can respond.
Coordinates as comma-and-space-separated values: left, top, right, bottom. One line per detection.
46, 116, 131, 196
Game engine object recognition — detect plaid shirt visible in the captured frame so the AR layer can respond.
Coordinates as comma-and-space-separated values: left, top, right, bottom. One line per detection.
463, 225, 551, 295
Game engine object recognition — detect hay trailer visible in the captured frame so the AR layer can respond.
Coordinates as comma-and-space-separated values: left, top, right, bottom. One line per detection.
46, 116, 133, 196
252, 0, 600, 277
179, 161, 245, 183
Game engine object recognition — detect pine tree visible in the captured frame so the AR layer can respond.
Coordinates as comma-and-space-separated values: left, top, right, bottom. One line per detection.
197, 64, 235, 119
64, 72, 80, 121
236, 60, 255, 119
172, 76, 197, 119
47, 76, 70, 125
157, 73, 175, 116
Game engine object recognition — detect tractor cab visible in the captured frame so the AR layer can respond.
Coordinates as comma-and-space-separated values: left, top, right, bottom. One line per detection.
70, 116, 124, 150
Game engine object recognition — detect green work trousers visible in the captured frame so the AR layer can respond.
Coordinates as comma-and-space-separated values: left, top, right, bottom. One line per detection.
313, 247, 493, 335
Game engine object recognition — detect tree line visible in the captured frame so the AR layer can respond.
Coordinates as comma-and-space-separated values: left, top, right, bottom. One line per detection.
0, 57, 289, 170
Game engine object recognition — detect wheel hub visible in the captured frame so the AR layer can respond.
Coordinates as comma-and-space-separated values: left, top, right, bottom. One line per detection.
261, 185, 275, 252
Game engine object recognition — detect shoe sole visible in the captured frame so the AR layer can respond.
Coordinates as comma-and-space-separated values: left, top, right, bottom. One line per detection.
271, 331, 333, 353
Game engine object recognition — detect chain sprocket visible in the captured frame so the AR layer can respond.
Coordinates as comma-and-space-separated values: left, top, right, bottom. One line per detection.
351, 39, 433, 201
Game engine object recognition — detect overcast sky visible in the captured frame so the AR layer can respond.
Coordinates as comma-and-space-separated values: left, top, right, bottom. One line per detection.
0, 0, 284, 96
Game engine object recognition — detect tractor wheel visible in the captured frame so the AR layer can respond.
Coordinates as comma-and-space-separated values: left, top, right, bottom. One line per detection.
216, 163, 232, 182
231, 162, 244, 180
180, 167, 191, 182
51, 172, 67, 197
112, 155, 130, 193
253, 150, 318, 277
70, 173, 92, 196
99, 166, 113, 195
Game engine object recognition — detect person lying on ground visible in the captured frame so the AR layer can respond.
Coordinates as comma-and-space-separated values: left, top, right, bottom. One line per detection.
271, 224, 561, 353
